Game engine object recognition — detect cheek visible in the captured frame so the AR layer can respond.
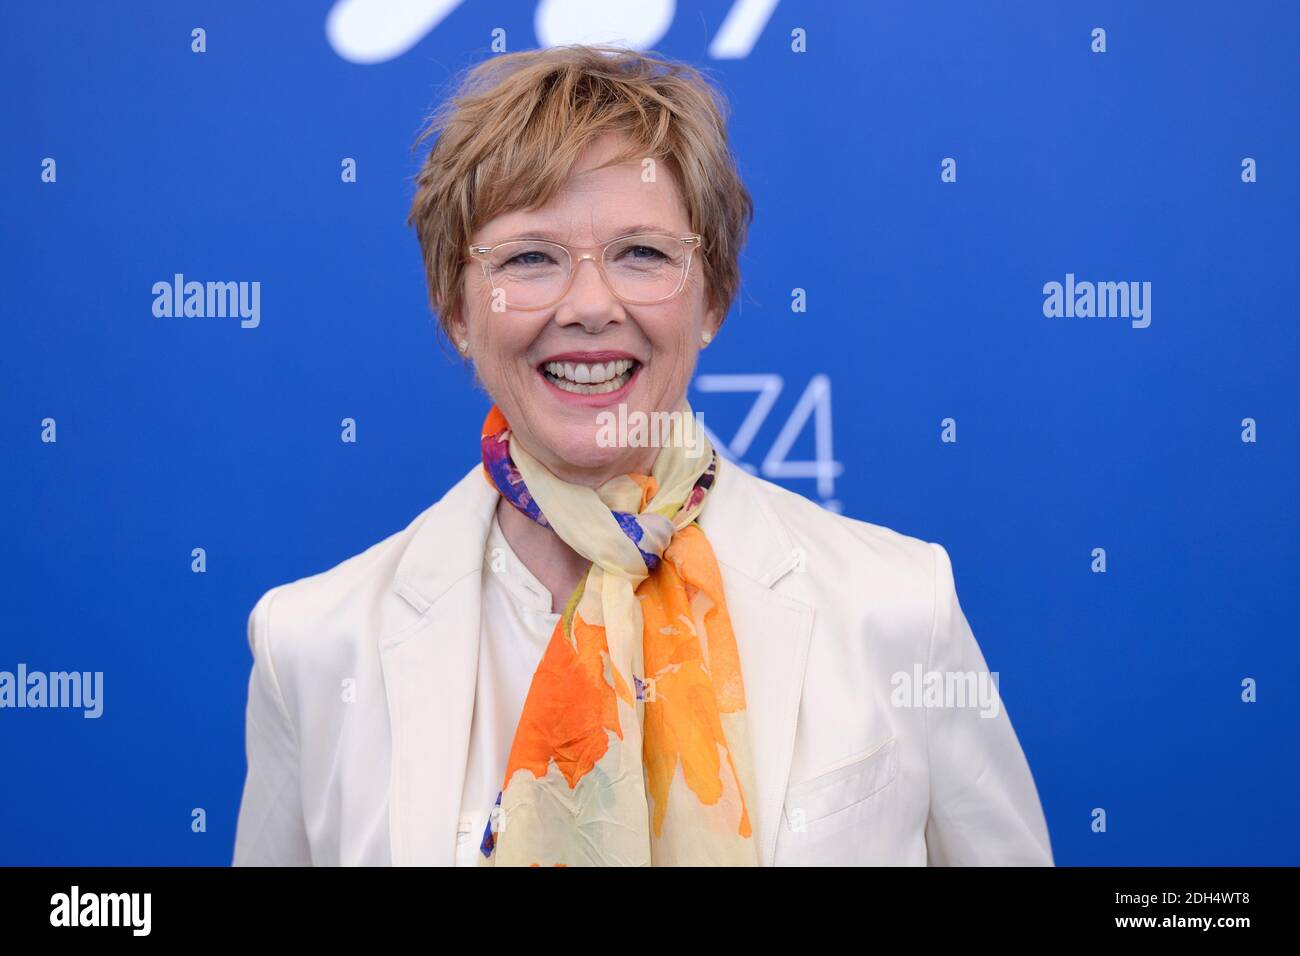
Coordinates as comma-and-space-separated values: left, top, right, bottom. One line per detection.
484, 335, 535, 396
642, 311, 700, 397
463, 292, 534, 372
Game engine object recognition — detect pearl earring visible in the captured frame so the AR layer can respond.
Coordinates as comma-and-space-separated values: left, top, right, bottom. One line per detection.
457, 339, 469, 354
701, 330, 712, 345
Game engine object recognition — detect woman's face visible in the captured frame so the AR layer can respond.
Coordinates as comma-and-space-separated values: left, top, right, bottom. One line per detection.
451, 132, 721, 486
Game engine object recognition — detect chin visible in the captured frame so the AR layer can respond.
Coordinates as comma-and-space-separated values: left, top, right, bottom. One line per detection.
547, 433, 631, 471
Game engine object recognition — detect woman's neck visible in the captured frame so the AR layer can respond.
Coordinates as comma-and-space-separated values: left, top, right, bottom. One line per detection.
496, 496, 590, 614
495, 438, 667, 612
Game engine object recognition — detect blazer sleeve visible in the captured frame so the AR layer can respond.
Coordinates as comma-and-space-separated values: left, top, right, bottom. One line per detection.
232, 586, 313, 866
922, 542, 1054, 866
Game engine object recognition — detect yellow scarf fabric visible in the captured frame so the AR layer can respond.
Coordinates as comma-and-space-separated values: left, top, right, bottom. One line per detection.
476, 400, 758, 866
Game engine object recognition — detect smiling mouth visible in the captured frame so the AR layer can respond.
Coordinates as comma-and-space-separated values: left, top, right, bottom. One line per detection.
539, 358, 641, 395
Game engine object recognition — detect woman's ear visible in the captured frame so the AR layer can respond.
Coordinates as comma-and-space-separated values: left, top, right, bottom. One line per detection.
702, 304, 722, 345
442, 306, 469, 356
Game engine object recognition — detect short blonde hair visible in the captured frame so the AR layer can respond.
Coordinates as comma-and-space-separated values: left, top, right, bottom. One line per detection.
406, 44, 753, 349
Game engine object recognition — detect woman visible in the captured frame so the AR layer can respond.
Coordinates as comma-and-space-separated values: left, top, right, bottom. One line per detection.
232, 45, 1053, 867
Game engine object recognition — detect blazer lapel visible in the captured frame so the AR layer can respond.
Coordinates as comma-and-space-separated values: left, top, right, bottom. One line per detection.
381, 454, 813, 867
697, 458, 814, 866
381, 463, 496, 866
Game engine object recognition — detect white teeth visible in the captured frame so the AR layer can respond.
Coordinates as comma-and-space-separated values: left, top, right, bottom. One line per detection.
541, 358, 637, 395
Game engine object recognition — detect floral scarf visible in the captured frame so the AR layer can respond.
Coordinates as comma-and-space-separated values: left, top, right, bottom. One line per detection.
476, 400, 758, 866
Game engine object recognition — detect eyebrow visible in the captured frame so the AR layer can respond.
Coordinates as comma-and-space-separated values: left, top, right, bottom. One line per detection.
488, 223, 677, 243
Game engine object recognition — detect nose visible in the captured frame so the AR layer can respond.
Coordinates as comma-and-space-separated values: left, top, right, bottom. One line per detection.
553, 254, 624, 332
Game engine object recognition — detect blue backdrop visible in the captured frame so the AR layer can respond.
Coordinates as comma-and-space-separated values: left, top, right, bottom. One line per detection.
2, 0, 1297, 865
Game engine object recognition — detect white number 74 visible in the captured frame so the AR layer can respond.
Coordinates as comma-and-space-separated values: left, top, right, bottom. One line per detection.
693, 373, 843, 509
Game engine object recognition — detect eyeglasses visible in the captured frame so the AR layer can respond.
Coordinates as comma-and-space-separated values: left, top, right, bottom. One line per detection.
467, 232, 702, 310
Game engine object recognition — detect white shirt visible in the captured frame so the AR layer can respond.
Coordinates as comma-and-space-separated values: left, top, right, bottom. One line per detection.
454, 510, 561, 866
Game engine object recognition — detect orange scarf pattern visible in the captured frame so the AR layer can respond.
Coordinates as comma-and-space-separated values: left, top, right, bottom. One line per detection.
477, 403, 758, 866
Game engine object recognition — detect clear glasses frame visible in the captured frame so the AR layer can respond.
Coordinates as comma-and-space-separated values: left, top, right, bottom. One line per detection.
467, 232, 703, 310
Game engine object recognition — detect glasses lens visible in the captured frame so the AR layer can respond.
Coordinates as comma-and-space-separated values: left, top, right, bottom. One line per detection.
481, 235, 692, 309
484, 240, 570, 308
603, 235, 689, 303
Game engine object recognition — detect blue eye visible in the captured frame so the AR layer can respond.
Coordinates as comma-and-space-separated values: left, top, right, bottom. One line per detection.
506, 251, 554, 267
626, 245, 667, 260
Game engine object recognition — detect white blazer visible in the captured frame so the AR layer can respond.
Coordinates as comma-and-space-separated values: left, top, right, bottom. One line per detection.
232, 455, 1054, 866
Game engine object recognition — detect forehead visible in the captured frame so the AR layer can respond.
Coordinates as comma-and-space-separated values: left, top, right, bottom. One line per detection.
477, 135, 689, 244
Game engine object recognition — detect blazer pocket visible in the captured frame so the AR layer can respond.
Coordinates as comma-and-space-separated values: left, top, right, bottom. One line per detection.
781, 736, 899, 834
